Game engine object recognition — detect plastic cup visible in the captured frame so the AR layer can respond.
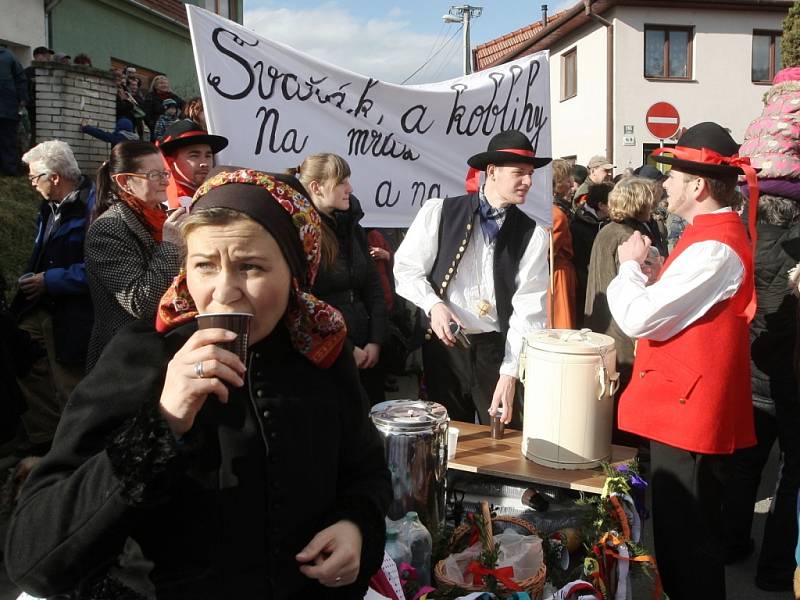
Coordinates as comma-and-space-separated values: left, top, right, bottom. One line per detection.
447, 426, 460, 460
195, 312, 252, 363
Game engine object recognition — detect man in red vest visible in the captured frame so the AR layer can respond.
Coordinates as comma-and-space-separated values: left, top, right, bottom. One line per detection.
606, 122, 759, 600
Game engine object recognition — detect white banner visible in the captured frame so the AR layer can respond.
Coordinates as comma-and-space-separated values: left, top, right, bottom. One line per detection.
187, 6, 552, 228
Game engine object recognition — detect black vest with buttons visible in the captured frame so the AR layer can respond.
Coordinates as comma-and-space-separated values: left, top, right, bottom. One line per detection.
426, 193, 537, 334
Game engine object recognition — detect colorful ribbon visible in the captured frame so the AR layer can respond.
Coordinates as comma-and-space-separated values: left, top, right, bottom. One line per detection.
467, 560, 523, 591
465, 148, 537, 193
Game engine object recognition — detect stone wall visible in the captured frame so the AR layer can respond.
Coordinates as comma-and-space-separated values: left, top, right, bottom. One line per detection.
33, 62, 117, 176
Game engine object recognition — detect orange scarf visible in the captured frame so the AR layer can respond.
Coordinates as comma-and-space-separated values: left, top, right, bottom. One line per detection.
119, 191, 167, 242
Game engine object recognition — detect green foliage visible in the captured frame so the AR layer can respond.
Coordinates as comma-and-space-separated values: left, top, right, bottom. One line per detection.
782, 1, 800, 68
0, 176, 40, 302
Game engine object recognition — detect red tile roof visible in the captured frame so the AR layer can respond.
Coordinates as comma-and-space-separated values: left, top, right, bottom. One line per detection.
473, 10, 567, 70
134, 0, 188, 26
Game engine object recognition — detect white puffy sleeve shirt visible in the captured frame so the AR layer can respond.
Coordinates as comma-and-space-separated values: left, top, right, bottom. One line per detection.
607, 211, 745, 341
394, 198, 548, 378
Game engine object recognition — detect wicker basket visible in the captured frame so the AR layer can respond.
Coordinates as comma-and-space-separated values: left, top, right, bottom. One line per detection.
434, 501, 547, 599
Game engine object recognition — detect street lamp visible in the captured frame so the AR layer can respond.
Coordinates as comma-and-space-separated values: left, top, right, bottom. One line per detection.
442, 5, 482, 75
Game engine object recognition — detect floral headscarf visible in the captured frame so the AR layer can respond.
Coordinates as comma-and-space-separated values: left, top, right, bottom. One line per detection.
155, 169, 347, 368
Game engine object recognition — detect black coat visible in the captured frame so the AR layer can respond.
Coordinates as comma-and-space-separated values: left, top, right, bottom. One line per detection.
570, 205, 607, 326
5, 320, 391, 599
11, 177, 94, 364
143, 92, 184, 140
313, 197, 387, 348
750, 222, 800, 405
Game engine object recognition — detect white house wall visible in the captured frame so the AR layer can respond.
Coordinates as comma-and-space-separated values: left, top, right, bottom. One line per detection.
550, 23, 610, 163
0, 0, 45, 64
612, 5, 785, 170
547, 4, 786, 170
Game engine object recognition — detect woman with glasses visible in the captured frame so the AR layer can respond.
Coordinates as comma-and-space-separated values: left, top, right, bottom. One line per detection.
85, 140, 185, 369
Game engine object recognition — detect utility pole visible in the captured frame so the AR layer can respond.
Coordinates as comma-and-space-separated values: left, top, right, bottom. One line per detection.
443, 5, 482, 75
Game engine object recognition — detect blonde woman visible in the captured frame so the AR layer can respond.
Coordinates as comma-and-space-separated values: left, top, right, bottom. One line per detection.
288, 154, 387, 404
144, 75, 183, 141
583, 177, 657, 440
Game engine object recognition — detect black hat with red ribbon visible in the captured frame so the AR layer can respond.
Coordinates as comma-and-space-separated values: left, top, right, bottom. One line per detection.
652, 121, 760, 243
465, 130, 551, 193
157, 119, 229, 155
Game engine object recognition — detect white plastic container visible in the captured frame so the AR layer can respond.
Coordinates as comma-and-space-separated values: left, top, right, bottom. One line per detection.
519, 329, 619, 469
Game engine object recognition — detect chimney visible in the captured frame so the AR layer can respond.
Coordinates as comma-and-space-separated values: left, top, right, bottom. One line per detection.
541, 4, 548, 28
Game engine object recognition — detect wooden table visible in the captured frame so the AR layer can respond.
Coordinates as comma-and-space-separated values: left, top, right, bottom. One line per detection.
448, 421, 638, 494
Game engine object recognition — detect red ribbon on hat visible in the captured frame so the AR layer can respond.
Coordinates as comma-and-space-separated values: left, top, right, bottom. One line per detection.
653, 145, 759, 320
465, 148, 536, 193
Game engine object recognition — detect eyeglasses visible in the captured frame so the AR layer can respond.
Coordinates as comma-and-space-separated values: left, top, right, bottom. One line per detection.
120, 170, 172, 182
28, 173, 48, 184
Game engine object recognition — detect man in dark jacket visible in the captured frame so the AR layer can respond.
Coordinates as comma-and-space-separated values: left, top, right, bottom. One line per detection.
571, 182, 610, 326
12, 140, 94, 454
722, 192, 800, 592
0, 44, 27, 175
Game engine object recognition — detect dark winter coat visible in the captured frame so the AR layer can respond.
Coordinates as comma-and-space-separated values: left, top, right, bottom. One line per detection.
11, 177, 94, 364
570, 205, 607, 326
0, 47, 26, 120
313, 196, 387, 348
750, 221, 800, 405
85, 201, 182, 370
143, 91, 183, 140
5, 320, 391, 600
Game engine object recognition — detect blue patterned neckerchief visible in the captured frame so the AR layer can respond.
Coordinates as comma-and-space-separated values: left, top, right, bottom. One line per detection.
477, 187, 507, 244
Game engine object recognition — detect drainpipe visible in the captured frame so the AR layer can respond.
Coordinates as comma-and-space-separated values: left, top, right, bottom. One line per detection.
44, 0, 64, 50
583, 0, 614, 163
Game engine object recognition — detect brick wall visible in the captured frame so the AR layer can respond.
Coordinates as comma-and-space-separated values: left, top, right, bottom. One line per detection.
33, 62, 117, 176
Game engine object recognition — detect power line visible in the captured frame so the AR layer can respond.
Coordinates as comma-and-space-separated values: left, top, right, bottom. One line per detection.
402, 24, 463, 84
428, 27, 463, 81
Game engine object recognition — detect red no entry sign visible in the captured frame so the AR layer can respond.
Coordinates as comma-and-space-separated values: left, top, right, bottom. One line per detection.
646, 102, 680, 139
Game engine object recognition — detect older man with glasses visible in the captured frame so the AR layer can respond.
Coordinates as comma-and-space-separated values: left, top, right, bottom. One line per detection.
11, 140, 94, 456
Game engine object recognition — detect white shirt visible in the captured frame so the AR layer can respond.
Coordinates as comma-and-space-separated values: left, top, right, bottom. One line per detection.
607, 208, 745, 342
394, 197, 548, 377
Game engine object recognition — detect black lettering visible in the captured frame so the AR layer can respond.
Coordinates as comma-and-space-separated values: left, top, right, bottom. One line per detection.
400, 105, 434, 134
346, 128, 419, 161
254, 107, 309, 155
207, 28, 256, 100
353, 78, 379, 118
375, 180, 400, 208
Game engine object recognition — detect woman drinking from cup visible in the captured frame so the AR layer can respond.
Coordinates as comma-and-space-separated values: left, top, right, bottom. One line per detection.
6, 169, 391, 599
85, 141, 185, 369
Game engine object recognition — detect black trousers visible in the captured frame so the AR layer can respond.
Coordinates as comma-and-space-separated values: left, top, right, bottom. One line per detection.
422, 332, 522, 428
650, 441, 729, 600
721, 400, 800, 587
0, 117, 18, 175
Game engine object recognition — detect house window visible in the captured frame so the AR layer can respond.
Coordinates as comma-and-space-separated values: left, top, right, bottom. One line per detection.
752, 31, 782, 83
561, 48, 577, 101
644, 25, 692, 79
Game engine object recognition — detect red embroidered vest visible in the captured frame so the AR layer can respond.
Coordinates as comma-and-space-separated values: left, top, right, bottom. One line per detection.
618, 211, 756, 454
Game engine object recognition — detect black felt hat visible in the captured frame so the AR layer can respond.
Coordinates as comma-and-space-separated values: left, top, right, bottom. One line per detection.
651, 122, 755, 178
467, 130, 552, 170
157, 119, 229, 155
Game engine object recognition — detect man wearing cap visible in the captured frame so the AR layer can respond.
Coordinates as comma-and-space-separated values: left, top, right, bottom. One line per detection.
573, 155, 614, 206
394, 130, 550, 427
157, 119, 228, 208
606, 122, 758, 599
